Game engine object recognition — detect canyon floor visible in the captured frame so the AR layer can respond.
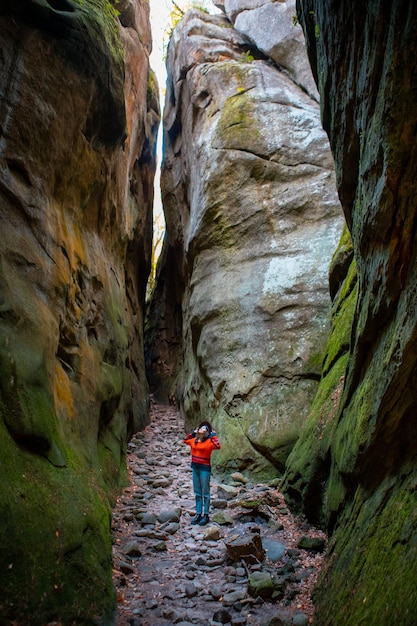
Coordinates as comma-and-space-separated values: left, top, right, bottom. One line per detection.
112, 401, 326, 626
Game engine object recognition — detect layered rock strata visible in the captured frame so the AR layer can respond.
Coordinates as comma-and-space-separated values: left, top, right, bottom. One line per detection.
146, 3, 343, 477
0, 0, 158, 622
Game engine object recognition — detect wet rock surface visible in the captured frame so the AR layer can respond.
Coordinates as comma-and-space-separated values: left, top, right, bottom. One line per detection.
112, 402, 326, 625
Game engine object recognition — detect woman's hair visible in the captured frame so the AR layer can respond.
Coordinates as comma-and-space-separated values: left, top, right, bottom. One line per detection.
198, 420, 212, 433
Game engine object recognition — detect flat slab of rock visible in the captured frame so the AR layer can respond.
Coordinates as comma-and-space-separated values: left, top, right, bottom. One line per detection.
157, 508, 182, 523
224, 531, 265, 564
217, 484, 240, 500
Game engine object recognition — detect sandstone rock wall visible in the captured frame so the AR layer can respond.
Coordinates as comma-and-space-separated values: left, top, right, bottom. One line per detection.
213, 0, 319, 101
0, 0, 158, 622
282, 1, 417, 623
146, 2, 343, 478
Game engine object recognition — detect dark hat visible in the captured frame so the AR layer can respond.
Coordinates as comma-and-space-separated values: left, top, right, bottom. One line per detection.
198, 420, 213, 433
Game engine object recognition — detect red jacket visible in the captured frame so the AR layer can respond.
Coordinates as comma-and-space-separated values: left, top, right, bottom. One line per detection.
184, 433, 221, 472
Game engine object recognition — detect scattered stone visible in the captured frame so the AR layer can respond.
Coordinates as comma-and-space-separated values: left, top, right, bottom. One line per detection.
247, 571, 286, 601
113, 401, 326, 625
262, 538, 286, 562
212, 511, 234, 526
134, 528, 159, 538
264, 609, 292, 625
157, 508, 182, 523
295, 567, 314, 582
217, 484, 240, 500
206, 556, 226, 567
297, 536, 326, 552
133, 466, 150, 475
185, 582, 198, 598
163, 522, 180, 535
286, 548, 302, 558
162, 606, 183, 622
212, 498, 228, 509
118, 561, 134, 575
137, 512, 157, 525
204, 526, 221, 540
292, 612, 309, 626
221, 589, 247, 607
276, 561, 296, 578
230, 472, 248, 484
209, 584, 223, 600
152, 478, 172, 488
225, 532, 265, 564
250, 563, 262, 572
124, 541, 142, 557
213, 608, 232, 623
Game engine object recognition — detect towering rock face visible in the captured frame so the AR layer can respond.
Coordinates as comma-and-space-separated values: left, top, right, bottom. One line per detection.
146, 2, 343, 477
0, 0, 158, 622
282, 1, 417, 623
213, 0, 319, 101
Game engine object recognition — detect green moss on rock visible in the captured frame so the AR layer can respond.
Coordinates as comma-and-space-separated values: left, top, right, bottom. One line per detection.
314, 472, 417, 624
282, 227, 358, 526
213, 79, 260, 151
0, 419, 116, 625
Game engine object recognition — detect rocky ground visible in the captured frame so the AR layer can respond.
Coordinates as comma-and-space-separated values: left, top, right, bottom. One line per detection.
112, 401, 327, 626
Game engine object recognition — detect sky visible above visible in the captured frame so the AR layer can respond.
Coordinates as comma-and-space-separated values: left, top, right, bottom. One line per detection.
149, 0, 220, 97
147, 1, 220, 245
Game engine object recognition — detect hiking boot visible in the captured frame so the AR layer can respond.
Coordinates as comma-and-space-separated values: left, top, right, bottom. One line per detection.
191, 514, 202, 525
198, 514, 209, 526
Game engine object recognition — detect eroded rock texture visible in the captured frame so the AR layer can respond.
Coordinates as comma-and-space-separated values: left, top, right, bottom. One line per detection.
0, 0, 158, 622
282, 1, 417, 623
213, 0, 319, 101
146, 3, 343, 477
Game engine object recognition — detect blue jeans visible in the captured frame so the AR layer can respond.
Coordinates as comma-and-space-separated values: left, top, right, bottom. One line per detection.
192, 467, 211, 515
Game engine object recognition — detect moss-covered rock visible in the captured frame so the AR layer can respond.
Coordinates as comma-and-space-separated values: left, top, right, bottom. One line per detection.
0, 418, 115, 624
0, 0, 158, 622
282, 227, 357, 526
313, 471, 417, 624
285, 1, 417, 622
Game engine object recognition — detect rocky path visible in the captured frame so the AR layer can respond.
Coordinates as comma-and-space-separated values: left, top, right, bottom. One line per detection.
112, 402, 326, 626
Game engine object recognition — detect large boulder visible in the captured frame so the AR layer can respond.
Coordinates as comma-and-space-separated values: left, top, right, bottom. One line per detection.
216, 0, 319, 101
146, 7, 343, 477
282, 1, 417, 623
0, 0, 159, 622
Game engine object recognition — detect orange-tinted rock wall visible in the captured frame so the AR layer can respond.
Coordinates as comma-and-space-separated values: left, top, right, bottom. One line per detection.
0, 0, 159, 622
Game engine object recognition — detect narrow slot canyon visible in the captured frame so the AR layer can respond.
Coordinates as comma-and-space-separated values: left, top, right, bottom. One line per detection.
112, 401, 326, 626
0, 1, 416, 625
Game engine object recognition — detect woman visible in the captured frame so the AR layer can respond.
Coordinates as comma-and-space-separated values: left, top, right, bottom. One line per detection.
183, 421, 221, 526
